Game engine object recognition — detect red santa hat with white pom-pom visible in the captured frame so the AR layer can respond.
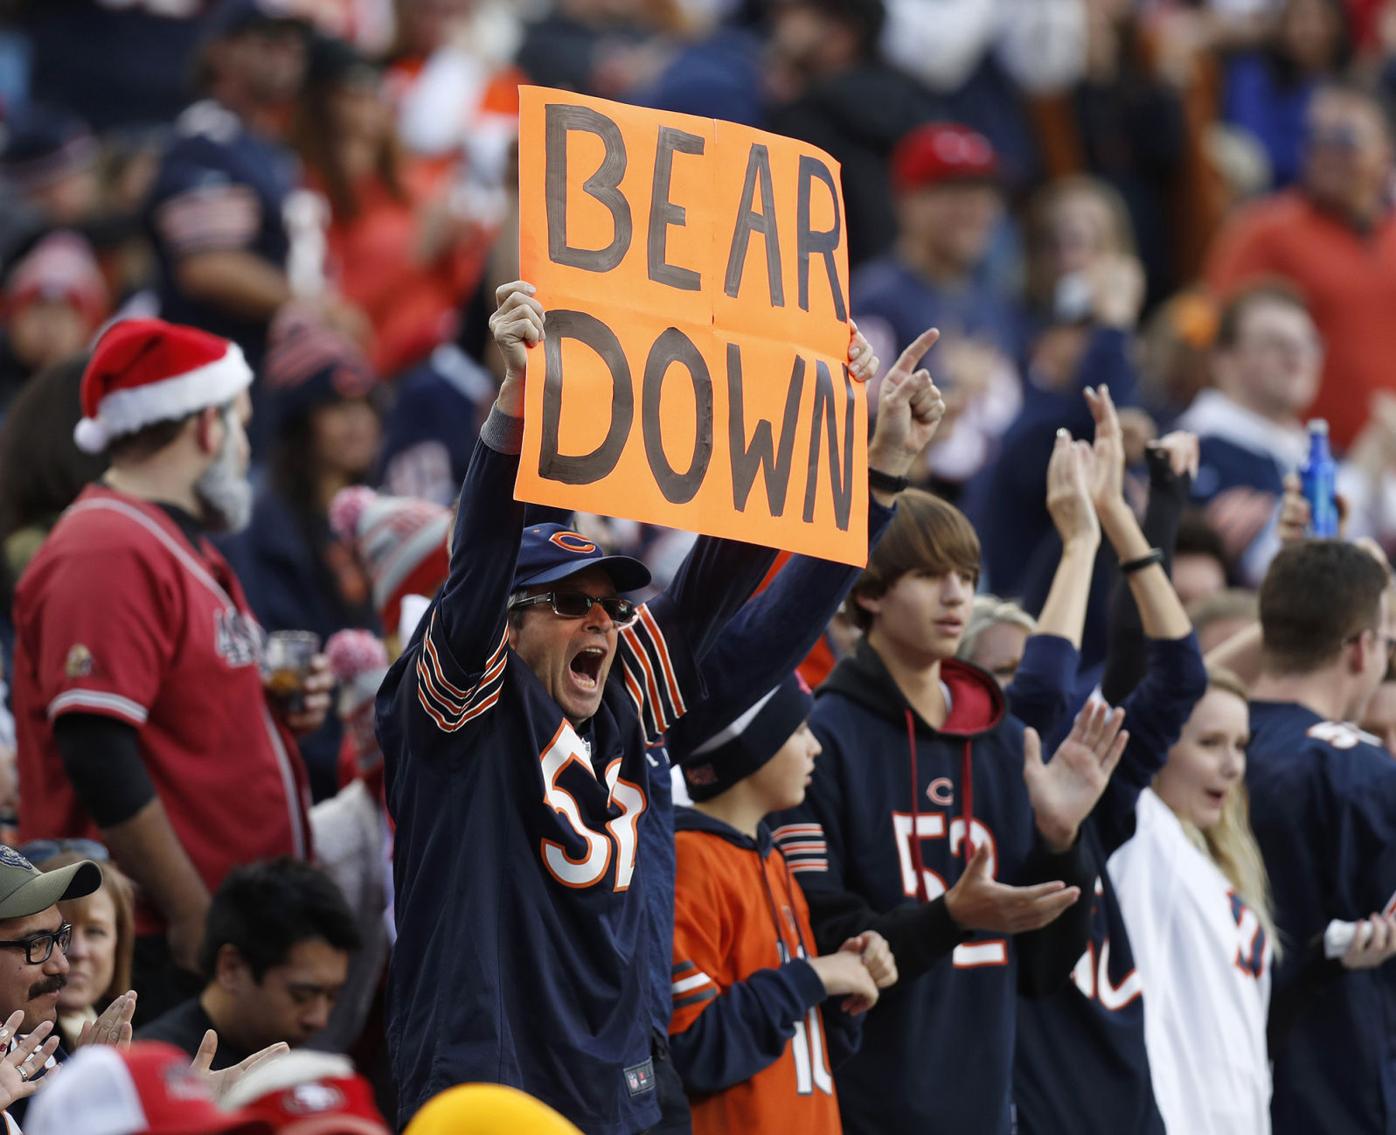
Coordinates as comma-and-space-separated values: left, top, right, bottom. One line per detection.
73, 318, 254, 454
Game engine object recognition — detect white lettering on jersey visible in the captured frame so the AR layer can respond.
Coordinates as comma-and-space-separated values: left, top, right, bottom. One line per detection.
892, 812, 1007, 968
539, 722, 647, 892
1070, 879, 1143, 1009
777, 941, 834, 1096
1306, 720, 1382, 750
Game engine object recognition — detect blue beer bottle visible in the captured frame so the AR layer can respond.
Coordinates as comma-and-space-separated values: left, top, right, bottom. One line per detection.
1301, 419, 1339, 538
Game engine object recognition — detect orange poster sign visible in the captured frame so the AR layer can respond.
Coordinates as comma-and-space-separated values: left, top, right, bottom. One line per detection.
516, 85, 867, 566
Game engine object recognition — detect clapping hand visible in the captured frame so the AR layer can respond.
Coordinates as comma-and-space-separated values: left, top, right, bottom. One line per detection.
1046, 430, 1100, 549
841, 930, 898, 990
1024, 702, 1129, 853
944, 840, 1082, 934
0, 1013, 58, 1108
192, 1029, 290, 1102
75, 990, 136, 1049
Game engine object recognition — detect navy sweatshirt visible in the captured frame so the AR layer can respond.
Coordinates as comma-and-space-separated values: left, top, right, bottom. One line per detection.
773, 640, 1096, 1134
1014, 634, 1206, 1135
1247, 702, 1396, 1135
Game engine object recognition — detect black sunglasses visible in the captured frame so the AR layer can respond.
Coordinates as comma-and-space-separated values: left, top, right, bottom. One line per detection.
0, 923, 72, 966
507, 592, 638, 628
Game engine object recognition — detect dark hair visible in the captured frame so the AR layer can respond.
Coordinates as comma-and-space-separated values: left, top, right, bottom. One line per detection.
1214, 280, 1310, 351
774, 0, 886, 59
847, 489, 980, 632
0, 354, 107, 603
291, 38, 403, 221
1259, 541, 1389, 673
199, 857, 360, 981
1176, 510, 1230, 572
104, 414, 198, 465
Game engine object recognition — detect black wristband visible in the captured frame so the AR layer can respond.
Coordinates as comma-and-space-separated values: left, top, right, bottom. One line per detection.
1120, 548, 1165, 575
868, 467, 910, 494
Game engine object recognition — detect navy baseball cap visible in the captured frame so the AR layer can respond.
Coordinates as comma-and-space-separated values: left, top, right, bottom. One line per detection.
512, 524, 651, 593
204, 0, 308, 39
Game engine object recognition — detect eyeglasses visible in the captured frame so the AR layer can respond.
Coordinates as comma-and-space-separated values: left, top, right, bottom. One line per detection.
507, 592, 639, 628
1346, 628, 1396, 660
0, 924, 72, 966
17, 839, 110, 866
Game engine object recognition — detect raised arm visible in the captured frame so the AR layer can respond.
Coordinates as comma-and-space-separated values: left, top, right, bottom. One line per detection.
674, 328, 948, 738
1035, 431, 1102, 648
626, 323, 893, 739
409, 282, 542, 731
1084, 403, 1207, 848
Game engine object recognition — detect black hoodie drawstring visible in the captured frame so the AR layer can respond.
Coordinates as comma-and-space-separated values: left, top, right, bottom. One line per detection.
905, 708, 928, 902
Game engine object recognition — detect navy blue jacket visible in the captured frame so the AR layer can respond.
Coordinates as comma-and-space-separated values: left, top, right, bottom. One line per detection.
1248, 702, 1396, 1135
377, 344, 496, 507
1015, 635, 1206, 1135
773, 640, 1096, 1134
378, 411, 776, 1132
145, 101, 299, 370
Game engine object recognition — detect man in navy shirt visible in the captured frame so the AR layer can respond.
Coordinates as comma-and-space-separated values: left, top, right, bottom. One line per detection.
1246, 540, 1396, 1134
378, 281, 893, 1131
1177, 282, 1322, 583
144, 0, 363, 384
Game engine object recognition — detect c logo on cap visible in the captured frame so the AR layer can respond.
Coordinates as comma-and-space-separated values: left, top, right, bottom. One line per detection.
550, 531, 597, 555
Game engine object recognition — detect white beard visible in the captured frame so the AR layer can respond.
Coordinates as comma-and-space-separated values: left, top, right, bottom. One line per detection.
194, 424, 253, 533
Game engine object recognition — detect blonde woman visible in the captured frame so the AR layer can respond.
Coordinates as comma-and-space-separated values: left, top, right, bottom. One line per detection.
1108, 668, 1276, 1135
30, 844, 135, 1052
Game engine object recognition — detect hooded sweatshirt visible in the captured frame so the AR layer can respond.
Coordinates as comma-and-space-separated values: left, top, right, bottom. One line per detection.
669, 808, 855, 1135
773, 639, 1095, 1135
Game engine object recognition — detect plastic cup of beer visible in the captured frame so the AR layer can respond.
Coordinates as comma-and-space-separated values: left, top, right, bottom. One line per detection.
262, 630, 320, 714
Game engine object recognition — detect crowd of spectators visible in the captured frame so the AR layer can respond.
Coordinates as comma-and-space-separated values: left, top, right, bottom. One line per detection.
0, 0, 1390, 1132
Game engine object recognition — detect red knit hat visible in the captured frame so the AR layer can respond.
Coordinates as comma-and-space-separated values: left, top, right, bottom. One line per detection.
4, 230, 109, 329
74, 318, 254, 454
891, 123, 998, 194
329, 487, 450, 635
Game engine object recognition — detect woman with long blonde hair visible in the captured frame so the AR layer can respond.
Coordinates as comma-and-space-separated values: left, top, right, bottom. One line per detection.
1109, 666, 1277, 1135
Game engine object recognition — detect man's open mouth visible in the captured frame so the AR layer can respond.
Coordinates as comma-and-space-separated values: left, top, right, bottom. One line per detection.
570, 646, 607, 689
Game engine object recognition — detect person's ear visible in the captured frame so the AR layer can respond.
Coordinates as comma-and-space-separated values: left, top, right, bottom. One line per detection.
214, 944, 249, 990
193, 405, 223, 457
852, 587, 882, 621
1348, 631, 1373, 677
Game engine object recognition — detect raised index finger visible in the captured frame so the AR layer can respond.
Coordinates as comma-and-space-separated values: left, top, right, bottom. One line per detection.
895, 327, 940, 373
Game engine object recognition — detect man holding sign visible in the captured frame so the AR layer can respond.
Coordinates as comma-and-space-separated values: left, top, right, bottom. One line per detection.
378, 274, 914, 1131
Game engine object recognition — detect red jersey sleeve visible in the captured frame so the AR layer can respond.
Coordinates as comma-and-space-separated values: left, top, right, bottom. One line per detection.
31, 543, 176, 728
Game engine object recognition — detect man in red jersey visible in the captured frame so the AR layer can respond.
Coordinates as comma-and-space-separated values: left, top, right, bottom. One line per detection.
11, 318, 329, 1024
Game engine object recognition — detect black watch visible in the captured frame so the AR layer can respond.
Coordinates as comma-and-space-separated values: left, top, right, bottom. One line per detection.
868, 467, 910, 494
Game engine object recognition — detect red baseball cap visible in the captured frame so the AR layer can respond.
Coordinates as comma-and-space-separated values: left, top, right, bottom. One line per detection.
221, 1051, 390, 1135
25, 1042, 272, 1135
891, 123, 999, 194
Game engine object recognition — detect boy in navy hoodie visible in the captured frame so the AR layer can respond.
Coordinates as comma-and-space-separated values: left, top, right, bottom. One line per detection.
774, 488, 1129, 1134
668, 672, 895, 1135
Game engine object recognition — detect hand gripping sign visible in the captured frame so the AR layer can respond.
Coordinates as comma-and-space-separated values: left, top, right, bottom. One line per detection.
517, 86, 868, 567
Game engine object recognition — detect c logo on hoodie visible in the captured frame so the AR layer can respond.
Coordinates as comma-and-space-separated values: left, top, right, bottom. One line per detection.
926, 777, 954, 806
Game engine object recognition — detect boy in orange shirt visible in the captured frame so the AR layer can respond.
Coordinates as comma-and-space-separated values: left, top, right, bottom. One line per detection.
668, 674, 897, 1135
